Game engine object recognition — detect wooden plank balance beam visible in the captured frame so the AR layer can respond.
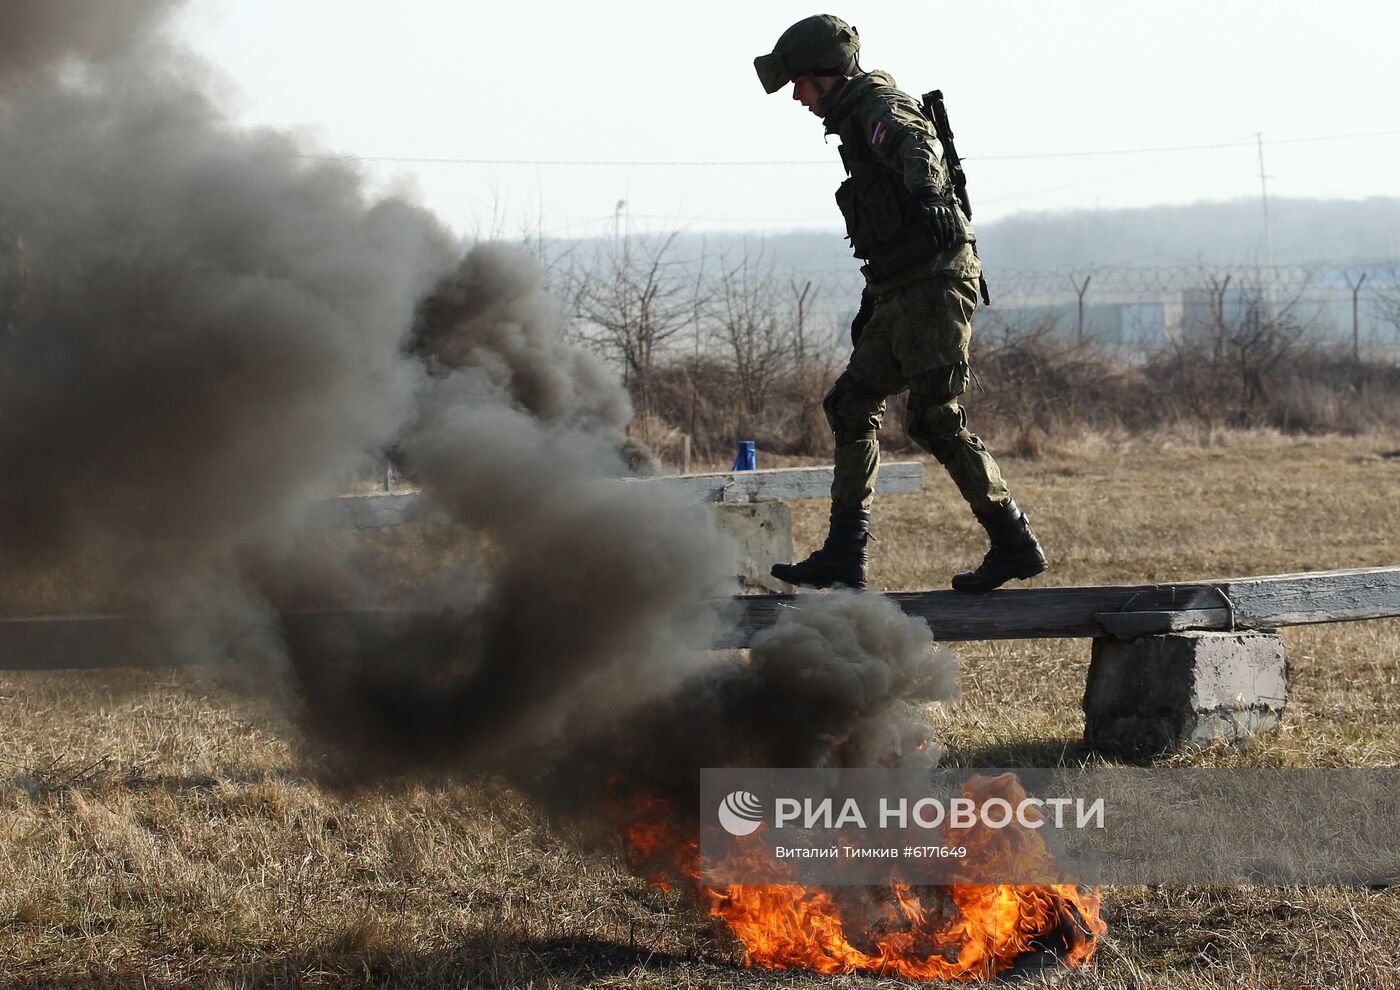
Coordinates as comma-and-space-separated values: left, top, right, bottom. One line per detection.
7, 565, 1393, 668
720, 565, 1400, 649
729, 566, 1400, 754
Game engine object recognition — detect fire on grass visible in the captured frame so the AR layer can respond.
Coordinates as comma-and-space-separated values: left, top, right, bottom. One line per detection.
616, 773, 1106, 982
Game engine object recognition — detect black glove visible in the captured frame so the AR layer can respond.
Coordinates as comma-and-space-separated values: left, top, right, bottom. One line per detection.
912, 188, 961, 251
850, 290, 874, 346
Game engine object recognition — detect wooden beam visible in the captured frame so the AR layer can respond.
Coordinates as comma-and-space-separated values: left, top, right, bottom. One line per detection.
0, 566, 1394, 670
722, 565, 1400, 649
1211, 567, 1400, 626
312, 463, 925, 529
1094, 608, 1229, 638
0, 614, 170, 670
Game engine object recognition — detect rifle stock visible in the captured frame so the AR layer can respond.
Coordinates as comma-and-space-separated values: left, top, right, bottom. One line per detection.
921, 89, 989, 305
921, 89, 973, 221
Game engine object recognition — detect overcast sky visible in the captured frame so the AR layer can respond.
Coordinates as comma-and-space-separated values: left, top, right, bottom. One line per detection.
176, 0, 1400, 241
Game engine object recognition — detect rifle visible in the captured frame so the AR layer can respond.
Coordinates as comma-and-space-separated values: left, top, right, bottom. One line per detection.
920, 89, 990, 305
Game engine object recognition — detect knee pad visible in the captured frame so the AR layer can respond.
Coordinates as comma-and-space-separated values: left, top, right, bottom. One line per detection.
905, 393, 970, 463
823, 373, 885, 446
909, 362, 971, 404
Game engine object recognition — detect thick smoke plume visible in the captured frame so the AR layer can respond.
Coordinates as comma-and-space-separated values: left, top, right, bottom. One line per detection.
0, 1, 959, 820
540, 591, 959, 828
0, 4, 450, 583
289, 245, 739, 775
0, 0, 178, 92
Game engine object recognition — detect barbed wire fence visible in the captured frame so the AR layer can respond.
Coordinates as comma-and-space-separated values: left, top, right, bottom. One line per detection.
545, 226, 1400, 361
743, 262, 1400, 357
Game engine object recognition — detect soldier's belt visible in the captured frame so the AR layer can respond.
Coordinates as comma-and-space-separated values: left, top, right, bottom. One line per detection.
861, 261, 935, 298
860, 250, 949, 296
858, 228, 963, 295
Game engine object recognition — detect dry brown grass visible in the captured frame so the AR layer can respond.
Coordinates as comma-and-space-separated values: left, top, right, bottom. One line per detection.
2, 432, 1399, 987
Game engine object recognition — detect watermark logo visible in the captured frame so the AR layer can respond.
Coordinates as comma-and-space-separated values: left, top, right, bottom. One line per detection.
703, 767, 1400, 886
718, 790, 765, 836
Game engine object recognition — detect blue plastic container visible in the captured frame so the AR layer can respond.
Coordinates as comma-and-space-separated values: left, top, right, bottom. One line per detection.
731, 441, 757, 471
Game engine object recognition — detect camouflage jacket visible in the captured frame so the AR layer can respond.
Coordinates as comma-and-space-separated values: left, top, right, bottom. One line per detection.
823, 70, 979, 285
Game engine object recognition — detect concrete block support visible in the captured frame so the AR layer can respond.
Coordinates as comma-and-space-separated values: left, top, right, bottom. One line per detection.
708, 502, 794, 594
1083, 630, 1288, 755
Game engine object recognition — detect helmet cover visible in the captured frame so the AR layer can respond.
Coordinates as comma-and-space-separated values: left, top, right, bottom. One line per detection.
754, 15, 859, 94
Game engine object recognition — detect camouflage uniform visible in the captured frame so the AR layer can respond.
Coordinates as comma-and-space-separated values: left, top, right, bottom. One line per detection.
757, 15, 1044, 592
821, 70, 1010, 515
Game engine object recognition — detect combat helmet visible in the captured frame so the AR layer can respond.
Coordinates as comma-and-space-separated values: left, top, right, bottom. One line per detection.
754, 15, 860, 94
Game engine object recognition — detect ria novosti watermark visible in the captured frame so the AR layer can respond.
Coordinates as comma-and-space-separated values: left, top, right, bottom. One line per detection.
750, 791, 1105, 832
700, 768, 1400, 886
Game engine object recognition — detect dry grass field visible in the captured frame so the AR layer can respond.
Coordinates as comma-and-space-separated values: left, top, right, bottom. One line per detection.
2, 431, 1399, 988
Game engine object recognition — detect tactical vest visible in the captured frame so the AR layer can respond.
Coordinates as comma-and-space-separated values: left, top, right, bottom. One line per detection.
831, 88, 969, 284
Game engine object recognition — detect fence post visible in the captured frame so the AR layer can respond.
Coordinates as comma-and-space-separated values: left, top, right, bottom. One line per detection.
1070, 273, 1092, 346
1345, 271, 1368, 366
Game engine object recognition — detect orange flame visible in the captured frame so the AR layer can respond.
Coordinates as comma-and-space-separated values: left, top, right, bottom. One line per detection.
614, 774, 1106, 982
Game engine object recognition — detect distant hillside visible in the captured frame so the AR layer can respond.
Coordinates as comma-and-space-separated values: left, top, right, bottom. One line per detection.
541, 197, 1400, 276
977, 197, 1400, 271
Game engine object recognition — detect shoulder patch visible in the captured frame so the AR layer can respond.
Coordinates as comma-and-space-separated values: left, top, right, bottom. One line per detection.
870, 120, 888, 149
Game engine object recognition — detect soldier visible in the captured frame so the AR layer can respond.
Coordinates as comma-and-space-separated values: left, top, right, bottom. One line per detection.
756, 15, 1046, 593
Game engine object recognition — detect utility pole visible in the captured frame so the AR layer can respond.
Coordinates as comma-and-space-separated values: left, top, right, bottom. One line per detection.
1070, 272, 1092, 346
613, 199, 627, 244
1257, 133, 1277, 318
1345, 271, 1368, 364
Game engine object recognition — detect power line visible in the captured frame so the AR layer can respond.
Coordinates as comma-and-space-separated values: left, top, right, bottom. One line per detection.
300, 128, 1400, 169
305, 154, 829, 167
974, 127, 1400, 162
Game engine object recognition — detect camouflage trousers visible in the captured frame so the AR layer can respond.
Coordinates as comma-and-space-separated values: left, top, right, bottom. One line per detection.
824, 273, 1010, 514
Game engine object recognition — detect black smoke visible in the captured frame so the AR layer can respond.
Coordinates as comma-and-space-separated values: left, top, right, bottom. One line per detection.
0, 1, 958, 813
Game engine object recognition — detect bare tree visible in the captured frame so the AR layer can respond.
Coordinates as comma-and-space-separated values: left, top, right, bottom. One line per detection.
1220, 273, 1310, 418
574, 230, 698, 418
1165, 267, 1313, 424
711, 245, 791, 434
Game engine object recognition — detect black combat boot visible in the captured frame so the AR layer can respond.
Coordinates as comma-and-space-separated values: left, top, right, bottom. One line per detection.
770, 506, 870, 590
951, 500, 1047, 593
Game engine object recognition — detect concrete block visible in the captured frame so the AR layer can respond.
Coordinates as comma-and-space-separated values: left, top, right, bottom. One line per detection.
1083, 630, 1288, 755
708, 502, 793, 594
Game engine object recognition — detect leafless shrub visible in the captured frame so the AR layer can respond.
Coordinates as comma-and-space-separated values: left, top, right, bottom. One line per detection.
968, 311, 1145, 451
574, 252, 1400, 461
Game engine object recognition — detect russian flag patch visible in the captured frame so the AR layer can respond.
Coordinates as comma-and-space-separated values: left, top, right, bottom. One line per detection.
870, 120, 888, 149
